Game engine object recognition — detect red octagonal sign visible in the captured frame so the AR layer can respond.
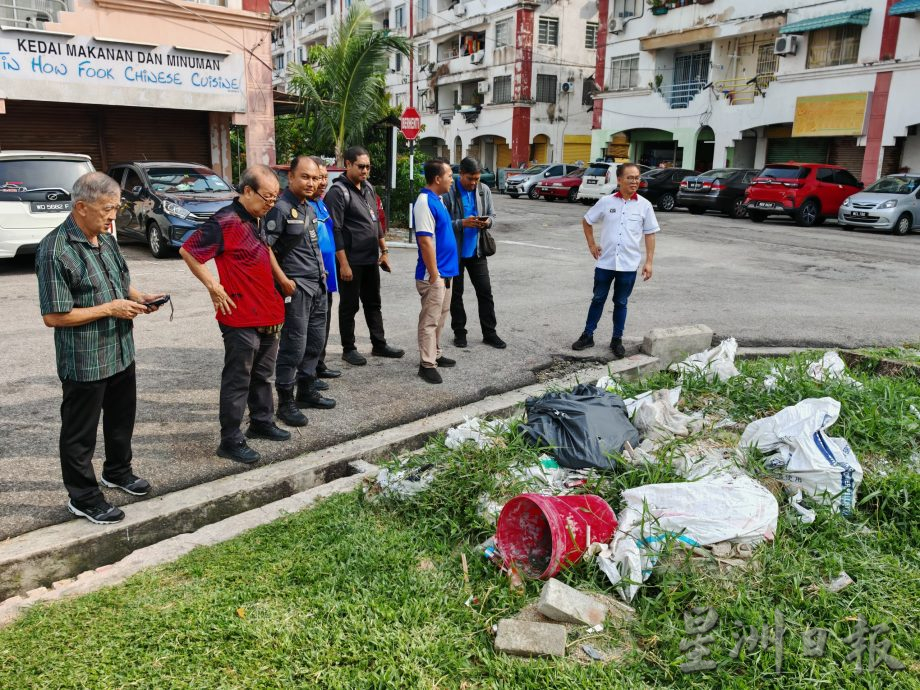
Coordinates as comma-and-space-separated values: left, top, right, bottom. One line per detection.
400, 107, 421, 141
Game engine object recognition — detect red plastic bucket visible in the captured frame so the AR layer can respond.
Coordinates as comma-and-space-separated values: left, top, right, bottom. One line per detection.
495, 493, 618, 579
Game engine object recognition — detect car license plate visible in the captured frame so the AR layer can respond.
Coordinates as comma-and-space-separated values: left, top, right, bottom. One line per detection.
30, 201, 71, 213
586, 179, 596, 184
757, 202, 775, 209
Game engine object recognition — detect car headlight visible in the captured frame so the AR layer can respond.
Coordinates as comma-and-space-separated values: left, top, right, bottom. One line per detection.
163, 200, 191, 219
841, 197, 851, 207
878, 199, 897, 209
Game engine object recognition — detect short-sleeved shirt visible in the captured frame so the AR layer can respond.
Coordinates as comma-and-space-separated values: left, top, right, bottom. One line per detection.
36, 216, 135, 382
310, 197, 337, 293
182, 199, 284, 328
459, 187, 479, 259
584, 191, 659, 272
265, 189, 324, 295
413, 188, 459, 281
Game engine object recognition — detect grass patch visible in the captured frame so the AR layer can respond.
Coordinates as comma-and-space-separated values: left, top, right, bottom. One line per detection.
0, 352, 918, 688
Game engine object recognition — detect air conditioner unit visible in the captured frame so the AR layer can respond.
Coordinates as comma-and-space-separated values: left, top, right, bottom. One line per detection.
774, 35, 799, 56
470, 49, 484, 64
453, 3, 466, 16
477, 81, 490, 94
560, 81, 575, 93
609, 18, 623, 34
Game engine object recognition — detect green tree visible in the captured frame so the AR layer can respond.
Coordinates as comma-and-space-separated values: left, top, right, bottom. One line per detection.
288, 2, 411, 165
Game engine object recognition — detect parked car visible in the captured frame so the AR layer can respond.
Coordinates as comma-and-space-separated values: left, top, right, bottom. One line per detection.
270, 163, 345, 190
451, 164, 496, 189
577, 162, 653, 204
506, 164, 579, 199
838, 174, 920, 236
744, 162, 863, 227
108, 162, 236, 258
535, 168, 585, 202
637, 167, 695, 211
0, 150, 94, 259
678, 168, 760, 219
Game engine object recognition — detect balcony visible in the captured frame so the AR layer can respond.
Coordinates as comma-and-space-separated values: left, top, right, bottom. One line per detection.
655, 80, 706, 109
0, 0, 70, 29
711, 73, 775, 105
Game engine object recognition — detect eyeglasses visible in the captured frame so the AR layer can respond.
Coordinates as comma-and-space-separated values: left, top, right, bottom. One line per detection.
354, 163, 371, 171
623, 176, 642, 182
254, 190, 278, 204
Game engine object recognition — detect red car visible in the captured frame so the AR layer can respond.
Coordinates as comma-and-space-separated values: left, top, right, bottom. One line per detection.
744, 162, 863, 227
535, 168, 585, 203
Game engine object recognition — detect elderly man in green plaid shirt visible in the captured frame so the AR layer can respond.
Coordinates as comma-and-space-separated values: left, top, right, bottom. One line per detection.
36, 171, 165, 525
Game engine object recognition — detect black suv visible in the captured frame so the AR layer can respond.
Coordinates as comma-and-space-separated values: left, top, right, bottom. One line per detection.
107, 162, 236, 258
678, 168, 760, 219
637, 168, 695, 211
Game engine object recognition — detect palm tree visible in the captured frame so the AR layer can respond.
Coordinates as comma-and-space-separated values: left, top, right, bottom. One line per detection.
288, 3, 411, 164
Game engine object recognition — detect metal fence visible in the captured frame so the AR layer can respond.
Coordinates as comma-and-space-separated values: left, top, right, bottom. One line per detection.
0, 0, 70, 29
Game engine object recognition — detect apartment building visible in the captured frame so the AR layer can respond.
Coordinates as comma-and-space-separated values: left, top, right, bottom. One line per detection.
0, 0, 276, 178
271, 0, 602, 170
590, 0, 920, 182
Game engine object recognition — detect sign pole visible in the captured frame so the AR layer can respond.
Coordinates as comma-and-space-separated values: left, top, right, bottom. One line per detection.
409, 139, 415, 242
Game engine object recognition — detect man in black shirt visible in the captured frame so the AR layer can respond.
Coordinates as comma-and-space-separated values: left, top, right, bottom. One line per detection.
265, 156, 336, 427
324, 146, 404, 366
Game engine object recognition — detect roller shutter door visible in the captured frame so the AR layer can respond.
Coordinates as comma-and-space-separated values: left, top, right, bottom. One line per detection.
766, 137, 829, 164
562, 135, 591, 164
828, 137, 864, 176
495, 137, 512, 169
880, 142, 904, 178
0, 101, 102, 169
101, 107, 210, 168
532, 138, 548, 163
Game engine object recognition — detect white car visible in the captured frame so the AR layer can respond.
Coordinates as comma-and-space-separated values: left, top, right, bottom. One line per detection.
505, 164, 579, 200
577, 162, 653, 204
0, 151, 94, 259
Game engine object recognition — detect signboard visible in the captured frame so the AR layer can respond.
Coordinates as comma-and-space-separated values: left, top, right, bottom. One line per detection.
792, 93, 870, 138
400, 107, 421, 141
0, 29, 246, 112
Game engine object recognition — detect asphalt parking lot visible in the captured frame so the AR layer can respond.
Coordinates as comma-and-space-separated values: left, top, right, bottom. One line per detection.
1, 195, 918, 538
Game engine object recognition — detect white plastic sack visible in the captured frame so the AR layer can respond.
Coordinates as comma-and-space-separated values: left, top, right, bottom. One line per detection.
444, 416, 508, 450
373, 462, 437, 499
594, 473, 778, 600
807, 351, 863, 388
632, 388, 703, 442
739, 397, 863, 515
671, 337, 741, 383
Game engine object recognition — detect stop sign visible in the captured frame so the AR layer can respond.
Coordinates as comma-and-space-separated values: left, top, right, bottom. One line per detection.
400, 107, 421, 141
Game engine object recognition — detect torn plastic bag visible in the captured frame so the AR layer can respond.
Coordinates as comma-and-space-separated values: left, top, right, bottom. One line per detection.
518, 384, 639, 470
631, 388, 704, 442
739, 397, 863, 515
445, 416, 508, 450
807, 351, 863, 388
592, 473, 778, 601
671, 337, 741, 383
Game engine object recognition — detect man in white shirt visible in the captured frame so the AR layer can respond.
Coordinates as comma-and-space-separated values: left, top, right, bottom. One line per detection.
572, 162, 658, 358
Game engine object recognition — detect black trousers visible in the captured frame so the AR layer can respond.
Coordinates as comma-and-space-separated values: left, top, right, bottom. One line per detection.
450, 256, 497, 338
219, 325, 280, 444
318, 291, 334, 369
60, 363, 136, 507
276, 286, 327, 388
338, 263, 386, 351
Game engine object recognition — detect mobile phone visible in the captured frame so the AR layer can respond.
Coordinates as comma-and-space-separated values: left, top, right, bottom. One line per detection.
477, 216, 490, 222
144, 295, 171, 307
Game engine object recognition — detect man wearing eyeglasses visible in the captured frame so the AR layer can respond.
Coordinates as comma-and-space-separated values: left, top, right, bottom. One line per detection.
180, 165, 292, 465
572, 162, 658, 359
36, 172, 165, 524
324, 146, 404, 366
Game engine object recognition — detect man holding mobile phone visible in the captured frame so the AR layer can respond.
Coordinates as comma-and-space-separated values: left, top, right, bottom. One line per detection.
440, 157, 505, 350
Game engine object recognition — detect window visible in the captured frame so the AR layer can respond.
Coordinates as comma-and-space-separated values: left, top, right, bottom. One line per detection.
536, 73, 557, 103
495, 18, 513, 48
493, 75, 512, 103
609, 54, 639, 90
417, 0, 429, 21
816, 168, 835, 183
538, 18, 559, 46
585, 22, 598, 50
395, 53, 402, 71
123, 169, 143, 192
417, 42, 430, 66
612, 0, 637, 18
755, 43, 778, 84
806, 25, 861, 69
394, 5, 405, 29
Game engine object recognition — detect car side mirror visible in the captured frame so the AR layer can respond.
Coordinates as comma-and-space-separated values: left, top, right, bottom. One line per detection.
132, 186, 142, 195
857, 181, 864, 189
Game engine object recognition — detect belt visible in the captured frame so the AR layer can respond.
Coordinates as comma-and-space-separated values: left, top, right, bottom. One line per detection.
256, 324, 283, 335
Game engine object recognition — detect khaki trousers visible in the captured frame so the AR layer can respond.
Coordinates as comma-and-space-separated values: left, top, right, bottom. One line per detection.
416, 278, 453, 368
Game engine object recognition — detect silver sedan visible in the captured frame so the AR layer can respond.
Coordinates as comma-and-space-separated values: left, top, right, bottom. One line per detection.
838, 174, 920, 236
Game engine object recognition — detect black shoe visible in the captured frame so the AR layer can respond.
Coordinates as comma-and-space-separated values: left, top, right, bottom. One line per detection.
572, 333, 594, 351
483, 334, 507, 349
453, 333, 468, 348
277, 387, 308, 427
67, 500, 125, 525
317, 366, 342, 379
436, 356, 456, 368
311, 378, 330, 391
245, 422, 291, 441
217, 440, 261, 464
296, 377, 336, 409
418, 365, 442, 384
371, 344, 405, 358
610, 338, 626, 359
342, 349, 367, 366
100, 474, 151, 496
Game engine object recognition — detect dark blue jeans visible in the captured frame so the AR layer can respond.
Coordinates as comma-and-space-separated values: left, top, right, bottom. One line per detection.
583, 268, 638, 339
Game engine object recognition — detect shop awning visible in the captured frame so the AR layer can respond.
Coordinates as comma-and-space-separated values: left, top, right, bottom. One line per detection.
779, 9, 871, 34
889, 0, 920, 16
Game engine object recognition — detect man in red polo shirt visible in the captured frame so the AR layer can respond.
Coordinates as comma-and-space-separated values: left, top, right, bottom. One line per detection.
180, 165, 294, 464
